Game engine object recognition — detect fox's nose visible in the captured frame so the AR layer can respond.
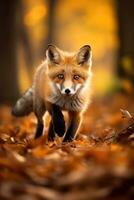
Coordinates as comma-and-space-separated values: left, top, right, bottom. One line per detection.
65, 88, 71, 94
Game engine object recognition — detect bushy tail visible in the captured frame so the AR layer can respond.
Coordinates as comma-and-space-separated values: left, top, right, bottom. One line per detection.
12, 87, 33, 117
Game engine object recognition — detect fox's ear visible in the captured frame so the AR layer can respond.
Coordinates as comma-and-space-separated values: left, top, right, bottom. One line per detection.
46, 44, 61, 64
76, 45, 92, 66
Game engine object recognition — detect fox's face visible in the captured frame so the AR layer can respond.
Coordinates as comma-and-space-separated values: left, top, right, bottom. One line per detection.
46, 45, 92, 96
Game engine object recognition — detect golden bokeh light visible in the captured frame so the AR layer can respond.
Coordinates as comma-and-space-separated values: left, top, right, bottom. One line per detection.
24, 4, 47, 27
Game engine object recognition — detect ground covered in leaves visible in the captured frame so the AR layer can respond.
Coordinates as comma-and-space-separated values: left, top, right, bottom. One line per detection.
0, 94, 134, 200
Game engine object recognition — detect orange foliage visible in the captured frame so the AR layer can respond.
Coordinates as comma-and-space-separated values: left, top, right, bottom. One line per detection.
0, 94, 134, 199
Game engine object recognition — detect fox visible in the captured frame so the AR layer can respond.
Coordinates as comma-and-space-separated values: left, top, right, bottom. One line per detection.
12, 44, 92, 142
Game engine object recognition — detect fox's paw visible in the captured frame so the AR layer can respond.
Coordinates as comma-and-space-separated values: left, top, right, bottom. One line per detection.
63, 135, 73, 143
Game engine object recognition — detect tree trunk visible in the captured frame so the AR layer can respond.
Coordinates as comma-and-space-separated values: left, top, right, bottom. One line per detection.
19, 0, 34, 82
46, 0, 57, 44
117, 0, 134, 85
39, 0, 57, 59
0, 0, 20, 104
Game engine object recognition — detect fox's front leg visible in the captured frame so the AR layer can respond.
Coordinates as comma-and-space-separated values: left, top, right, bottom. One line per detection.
34, 98, 46, 139
63, 111, 81, 142
47, 103, 65, 139
47, 120, 55, 141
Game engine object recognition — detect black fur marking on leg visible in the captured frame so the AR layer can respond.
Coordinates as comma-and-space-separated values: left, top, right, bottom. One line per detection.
48, 120, 55, 141
35, 123, 44, 139
63, 114, 80, 142
51, 104, 65, 137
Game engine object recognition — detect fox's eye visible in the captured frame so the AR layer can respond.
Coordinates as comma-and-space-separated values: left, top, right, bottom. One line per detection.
73, 75, 80, 80
57, 74, 64, 80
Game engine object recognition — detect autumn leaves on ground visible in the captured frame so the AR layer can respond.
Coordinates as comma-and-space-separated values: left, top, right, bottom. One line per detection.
0, 94, 134, 200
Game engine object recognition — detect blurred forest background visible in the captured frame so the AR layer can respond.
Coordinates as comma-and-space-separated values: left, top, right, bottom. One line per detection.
0, 0, 134, 104
1, 2, 134, 199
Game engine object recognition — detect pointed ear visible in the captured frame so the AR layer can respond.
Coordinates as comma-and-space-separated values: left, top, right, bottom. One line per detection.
76, 45, 92, 66
46, 44, 61, 64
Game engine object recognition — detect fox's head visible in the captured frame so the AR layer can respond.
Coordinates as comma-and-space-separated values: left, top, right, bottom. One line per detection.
46, 44, 92, 96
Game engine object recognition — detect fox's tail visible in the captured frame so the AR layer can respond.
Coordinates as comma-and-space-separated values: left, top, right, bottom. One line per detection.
12, 87, 33, 117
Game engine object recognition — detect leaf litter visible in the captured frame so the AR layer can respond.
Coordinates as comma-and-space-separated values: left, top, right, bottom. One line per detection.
0, 94, 134, 199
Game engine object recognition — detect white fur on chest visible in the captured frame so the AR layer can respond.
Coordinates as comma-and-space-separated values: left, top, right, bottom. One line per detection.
47, 93, 85, 111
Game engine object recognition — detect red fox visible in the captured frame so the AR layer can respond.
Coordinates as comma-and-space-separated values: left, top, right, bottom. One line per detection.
12, 44, 92, 142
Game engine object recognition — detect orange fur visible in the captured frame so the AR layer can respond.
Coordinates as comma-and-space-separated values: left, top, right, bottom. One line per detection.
33, 44, 92, 141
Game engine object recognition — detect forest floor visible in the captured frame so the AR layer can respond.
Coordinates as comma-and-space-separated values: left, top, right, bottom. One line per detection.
0, 93, 134, 200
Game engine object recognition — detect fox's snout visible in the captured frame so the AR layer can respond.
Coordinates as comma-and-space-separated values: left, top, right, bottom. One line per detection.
60, 79, 80, 96
58, 83, 82, 96
64, 88, 71, 94
56, 81, 77, 96
61, 87, 75, 95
